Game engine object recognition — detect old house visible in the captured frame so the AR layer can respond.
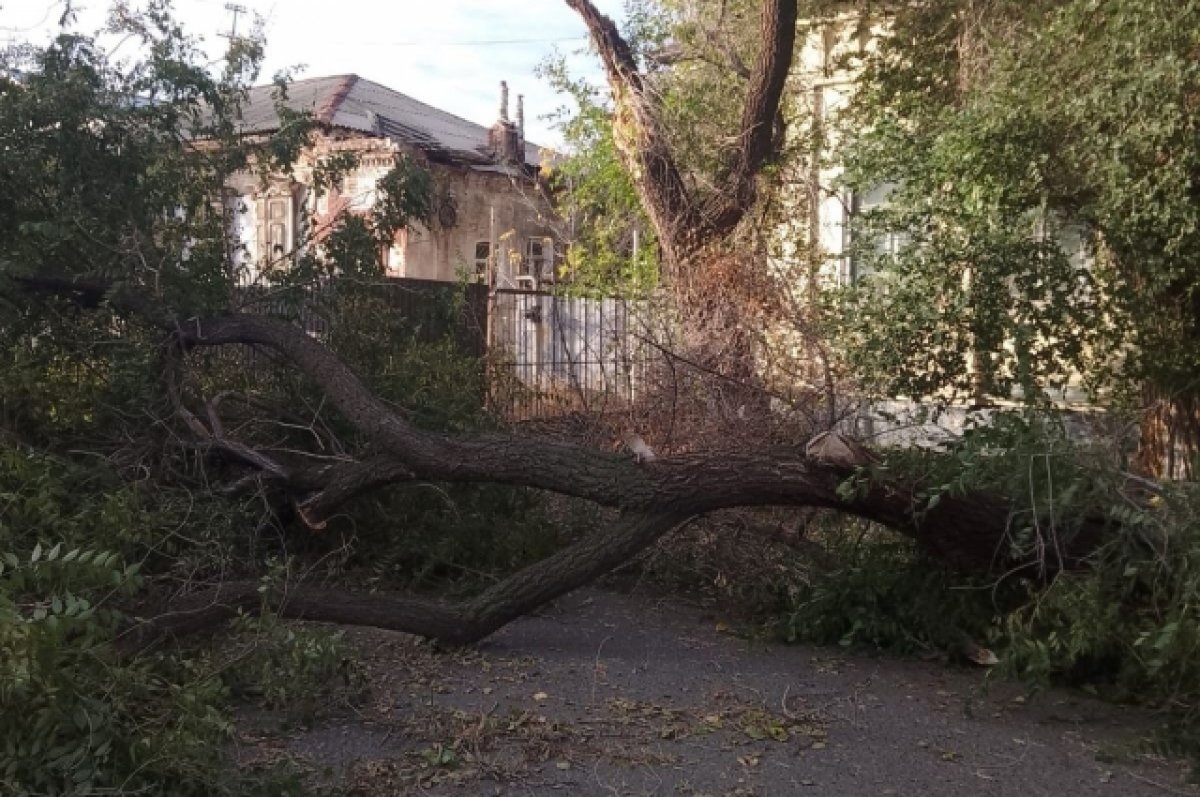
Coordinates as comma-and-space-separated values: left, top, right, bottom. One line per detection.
774, 15, 1099, 445
225, 74, 557, 286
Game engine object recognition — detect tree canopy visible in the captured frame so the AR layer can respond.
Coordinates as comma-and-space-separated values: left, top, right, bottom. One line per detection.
831, 0, 1200, 431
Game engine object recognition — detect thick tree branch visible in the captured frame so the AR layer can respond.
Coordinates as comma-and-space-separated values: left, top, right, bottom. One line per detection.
566, 0, 799, 264
702, 0, 799, 230
16, 276, 1113, 651
566, 0, 701, 267
170, 312, 1107, 574
10, 275, 1111, 577
122, 510, 691, 651
291, 455, 415, 527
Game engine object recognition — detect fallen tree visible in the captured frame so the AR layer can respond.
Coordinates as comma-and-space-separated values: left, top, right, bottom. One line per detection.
98, 306, 1109, 652
16, 272, 1113, 651
6, 1, 1119, 654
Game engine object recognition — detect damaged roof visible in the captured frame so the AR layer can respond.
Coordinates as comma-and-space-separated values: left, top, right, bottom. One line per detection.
235, 74, 544, 169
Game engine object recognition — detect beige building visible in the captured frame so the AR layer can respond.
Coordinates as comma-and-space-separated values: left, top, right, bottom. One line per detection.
225, 74, 557, 286
777, 15, 1098, 444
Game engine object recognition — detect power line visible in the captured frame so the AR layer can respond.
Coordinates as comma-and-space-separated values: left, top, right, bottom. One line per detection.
218, 2, 248, 41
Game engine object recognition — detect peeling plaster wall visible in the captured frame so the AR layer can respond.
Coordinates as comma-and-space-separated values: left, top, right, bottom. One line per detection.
225, 131, 555, 285
405, 163, 554, 284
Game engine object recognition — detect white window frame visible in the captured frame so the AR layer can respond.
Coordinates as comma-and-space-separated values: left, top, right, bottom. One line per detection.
849, 182, 904, 284
523, 236, 553, 280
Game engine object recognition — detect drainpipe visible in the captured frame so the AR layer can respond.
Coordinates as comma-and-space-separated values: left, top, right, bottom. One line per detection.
486, 205, 497, 353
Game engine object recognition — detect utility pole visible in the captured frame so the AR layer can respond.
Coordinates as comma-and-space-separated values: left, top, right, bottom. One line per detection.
219, 3, 248, 42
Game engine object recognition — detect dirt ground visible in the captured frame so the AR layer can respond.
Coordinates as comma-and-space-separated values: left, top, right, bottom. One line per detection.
235, 587, 1200, 796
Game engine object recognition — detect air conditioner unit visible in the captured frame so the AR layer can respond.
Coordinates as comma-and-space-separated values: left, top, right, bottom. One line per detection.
514, 275, 537, 290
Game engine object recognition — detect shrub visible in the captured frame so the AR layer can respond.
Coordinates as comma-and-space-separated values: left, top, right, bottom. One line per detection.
0, 450, 301, 796
220, 563, 365, 726
776, 521, 1010, 655
774, 410, 1200, 770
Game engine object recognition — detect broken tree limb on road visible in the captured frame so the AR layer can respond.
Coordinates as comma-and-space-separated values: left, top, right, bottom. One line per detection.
102, 309, 1108, 651
10, 274, 1112, 649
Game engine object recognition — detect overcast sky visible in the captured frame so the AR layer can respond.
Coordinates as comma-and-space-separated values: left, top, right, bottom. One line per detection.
1, 0, 627, 147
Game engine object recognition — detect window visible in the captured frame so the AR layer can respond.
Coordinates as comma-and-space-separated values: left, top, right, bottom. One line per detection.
226, 192, 257, 282
254, 189, 294, 273
385, 229, 408, 277
266, 196, 291, 260
341, 173, 379, 212
474, 241, 491, 281
524, 236, 551, 278
848, 182, 904, 284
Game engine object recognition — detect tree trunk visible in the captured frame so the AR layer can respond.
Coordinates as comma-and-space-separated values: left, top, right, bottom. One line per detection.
148, 311, 1107, 647
1136, 387, 1200, 480
122, 443, 1106, 652
12, 279, 1116, 650
565, 0, 798, 272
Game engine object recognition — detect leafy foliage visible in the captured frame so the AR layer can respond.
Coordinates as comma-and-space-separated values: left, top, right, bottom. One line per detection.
778, 527, 1006, 655
1000, 484, 1200, 760
830, 0, 1200, 408
539, 53, 660, 293
0, 450, 311, 796
223, 598, 362, 725
0, 6, 560, 793
773, 411, 1200, 769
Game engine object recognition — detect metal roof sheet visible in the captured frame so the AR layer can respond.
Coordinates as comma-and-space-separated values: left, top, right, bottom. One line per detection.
234, 74, 544, 168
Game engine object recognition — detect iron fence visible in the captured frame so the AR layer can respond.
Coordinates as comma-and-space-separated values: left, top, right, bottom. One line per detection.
226, 276, 658, 420
232, 278, 488, 357
488, 288, 658, 419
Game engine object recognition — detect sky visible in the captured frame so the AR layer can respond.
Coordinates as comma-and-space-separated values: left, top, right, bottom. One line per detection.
1, 0, 627, 147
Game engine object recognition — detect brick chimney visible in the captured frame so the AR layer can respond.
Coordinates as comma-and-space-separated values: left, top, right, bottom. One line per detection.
488, 80, 521, 164
516, 94, 525, 159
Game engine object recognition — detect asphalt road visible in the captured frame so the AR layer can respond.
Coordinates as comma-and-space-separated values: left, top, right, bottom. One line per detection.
251, 587, 1199, 796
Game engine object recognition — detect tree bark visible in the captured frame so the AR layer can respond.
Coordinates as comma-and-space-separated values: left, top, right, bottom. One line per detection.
565, 0, 798, 269
164, 313, 1107, 576
13, 278, 1116, 649
142, 312, 1106, 646
122, 511, 691, 652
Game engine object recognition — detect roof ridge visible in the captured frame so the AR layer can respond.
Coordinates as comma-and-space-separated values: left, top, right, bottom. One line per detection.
278, 72, 356, 86
315, 74, 359, 125
237, 73, 549, 164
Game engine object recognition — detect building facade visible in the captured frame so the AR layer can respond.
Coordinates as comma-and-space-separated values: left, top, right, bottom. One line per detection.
224, 74, 558, 287
776, 14, 1100, 445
